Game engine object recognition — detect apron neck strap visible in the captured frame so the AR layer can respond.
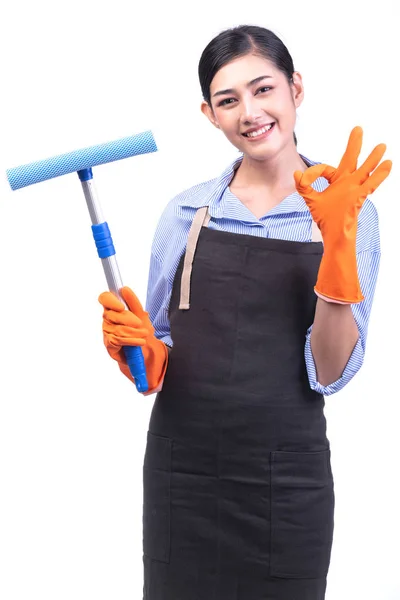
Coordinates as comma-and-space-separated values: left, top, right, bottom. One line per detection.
179, 206, 210, 310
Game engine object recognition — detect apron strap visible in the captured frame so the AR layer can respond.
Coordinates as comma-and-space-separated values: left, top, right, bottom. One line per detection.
179, 207, 322, 310
179, 206, 210, 310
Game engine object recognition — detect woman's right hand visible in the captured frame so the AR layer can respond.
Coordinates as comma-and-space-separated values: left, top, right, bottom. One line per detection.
98, 288, 150, 364
98, 286, 169, 392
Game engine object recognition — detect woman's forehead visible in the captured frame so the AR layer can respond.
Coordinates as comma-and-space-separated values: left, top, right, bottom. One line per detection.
209, 54, 281, 93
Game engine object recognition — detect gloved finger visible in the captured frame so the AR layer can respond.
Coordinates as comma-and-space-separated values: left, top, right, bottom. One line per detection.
357, 143, 387, 184
104, 343, 124, 362
105, 332, 147, 348
120, 287, 146, 317
294, 169, 314, 196
334, 126, 363, 179
98, 291, 125, 312
360, 160, 392, 197
102, 322, 149, 340
102, 307, 144, 328
295, 164, 337, 190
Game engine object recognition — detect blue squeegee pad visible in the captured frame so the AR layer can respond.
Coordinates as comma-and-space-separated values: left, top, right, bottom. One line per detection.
7, 130, 157, 190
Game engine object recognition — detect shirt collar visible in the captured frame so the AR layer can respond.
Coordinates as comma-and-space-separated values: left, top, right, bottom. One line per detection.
177, 153, 328, 218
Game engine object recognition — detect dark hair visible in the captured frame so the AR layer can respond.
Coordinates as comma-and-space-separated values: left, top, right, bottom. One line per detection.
198, 25, 298, 145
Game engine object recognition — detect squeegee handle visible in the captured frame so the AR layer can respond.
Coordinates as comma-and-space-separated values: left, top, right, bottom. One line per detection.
91, 220, 148, 393
78, 168, 149, 393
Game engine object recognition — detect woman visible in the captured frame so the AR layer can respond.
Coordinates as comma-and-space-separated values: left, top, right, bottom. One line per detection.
98, 25, 391, 600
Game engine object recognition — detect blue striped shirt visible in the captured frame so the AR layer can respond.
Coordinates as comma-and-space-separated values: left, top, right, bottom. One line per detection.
145, 154, 380, 396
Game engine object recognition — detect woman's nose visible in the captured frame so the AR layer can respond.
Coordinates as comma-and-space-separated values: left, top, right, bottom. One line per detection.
239, 96, 265, 124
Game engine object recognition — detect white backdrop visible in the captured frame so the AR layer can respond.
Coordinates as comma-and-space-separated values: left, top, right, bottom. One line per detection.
0, 1, 399, 598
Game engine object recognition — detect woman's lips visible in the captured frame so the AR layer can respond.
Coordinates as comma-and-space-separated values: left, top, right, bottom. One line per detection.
242, 122, 275, 141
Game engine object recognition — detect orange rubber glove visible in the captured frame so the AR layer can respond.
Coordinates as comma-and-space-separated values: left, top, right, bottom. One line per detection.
294, 126, 392, 303
98, 286, 168, 393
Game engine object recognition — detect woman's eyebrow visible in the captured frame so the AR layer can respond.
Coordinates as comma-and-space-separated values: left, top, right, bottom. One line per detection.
212, 75, 273, 98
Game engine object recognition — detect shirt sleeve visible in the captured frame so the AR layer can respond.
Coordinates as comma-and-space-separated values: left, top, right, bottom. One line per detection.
304, 198, 381, 396
146, 251, 174, 347
144, 198, 193, 348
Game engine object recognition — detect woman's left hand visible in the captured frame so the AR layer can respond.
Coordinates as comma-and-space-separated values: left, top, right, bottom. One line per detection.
293, 126, 392, 303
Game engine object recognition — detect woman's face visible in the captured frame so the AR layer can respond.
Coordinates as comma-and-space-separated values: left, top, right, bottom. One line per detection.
201, 53, 304, 161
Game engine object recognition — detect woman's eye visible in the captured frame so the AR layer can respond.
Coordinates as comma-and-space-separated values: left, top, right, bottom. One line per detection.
257, 86, 272, 94
218, 97, 236, 107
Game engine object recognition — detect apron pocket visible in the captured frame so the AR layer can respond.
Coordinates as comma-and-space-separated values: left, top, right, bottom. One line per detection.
270, 449, 334, 579
143, 432, 172, 563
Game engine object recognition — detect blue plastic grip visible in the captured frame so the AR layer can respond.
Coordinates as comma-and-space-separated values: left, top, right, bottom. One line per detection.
7, 130, 157, 190
91, 222, 116, 259
123, 346, 148, 393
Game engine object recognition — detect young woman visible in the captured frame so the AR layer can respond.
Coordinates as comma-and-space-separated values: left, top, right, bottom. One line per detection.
98, 25, 391, 600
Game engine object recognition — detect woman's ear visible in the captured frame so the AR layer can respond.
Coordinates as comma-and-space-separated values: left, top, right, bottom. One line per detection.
201, 101, 220, 129
291, 72, 304, 109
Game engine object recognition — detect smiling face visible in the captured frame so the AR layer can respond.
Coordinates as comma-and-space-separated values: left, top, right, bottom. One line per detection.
201, 53, 304, 162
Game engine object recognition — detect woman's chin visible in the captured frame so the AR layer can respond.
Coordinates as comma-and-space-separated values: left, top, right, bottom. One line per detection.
242, 145, 279, 162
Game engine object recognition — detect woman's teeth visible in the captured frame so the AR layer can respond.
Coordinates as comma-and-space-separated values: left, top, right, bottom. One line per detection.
244, 123, 274, 138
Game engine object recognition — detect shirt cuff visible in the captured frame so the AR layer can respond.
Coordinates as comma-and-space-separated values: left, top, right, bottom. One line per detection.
157, 333, 173, 347
304, 327, 364, 396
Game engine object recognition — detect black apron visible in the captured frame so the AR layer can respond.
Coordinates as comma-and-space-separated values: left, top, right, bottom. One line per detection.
142, 206, 335, 600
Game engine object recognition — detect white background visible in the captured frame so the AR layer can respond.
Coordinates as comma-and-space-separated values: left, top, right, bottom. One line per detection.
0, 1, 399, 598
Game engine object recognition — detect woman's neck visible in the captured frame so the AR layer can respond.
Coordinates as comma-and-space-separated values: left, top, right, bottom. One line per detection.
232, 146, 309, 192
